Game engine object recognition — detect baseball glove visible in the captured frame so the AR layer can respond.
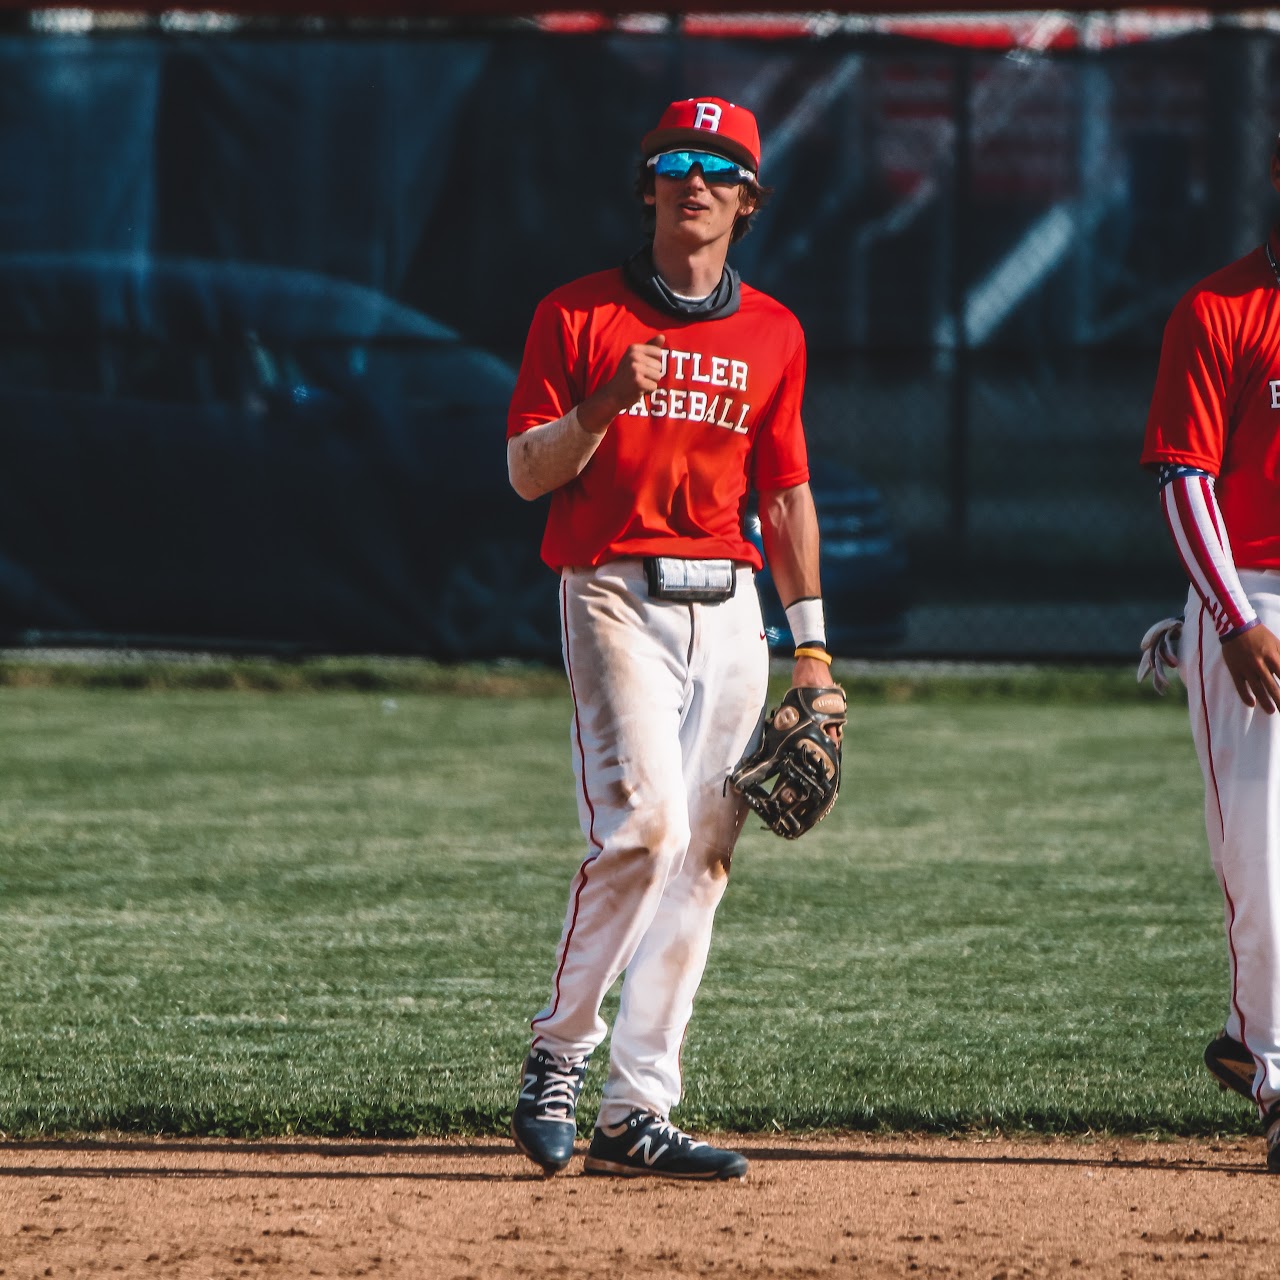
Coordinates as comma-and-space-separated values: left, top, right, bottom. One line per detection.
729, 685, 847, 839
1136, 615, 1183, 695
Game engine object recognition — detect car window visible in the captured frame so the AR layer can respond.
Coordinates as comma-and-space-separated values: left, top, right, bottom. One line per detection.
0, 334, 517, 415
357, 344, 514, 408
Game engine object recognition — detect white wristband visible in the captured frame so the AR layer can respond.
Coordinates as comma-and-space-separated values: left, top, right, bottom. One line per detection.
785, 597, 825, 648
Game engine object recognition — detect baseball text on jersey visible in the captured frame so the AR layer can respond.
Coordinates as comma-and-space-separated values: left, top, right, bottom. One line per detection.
623, 346, 751, 432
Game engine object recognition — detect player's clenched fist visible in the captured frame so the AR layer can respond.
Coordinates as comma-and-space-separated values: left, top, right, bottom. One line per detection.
609, 334, 667, 402
576, 335, 667, 434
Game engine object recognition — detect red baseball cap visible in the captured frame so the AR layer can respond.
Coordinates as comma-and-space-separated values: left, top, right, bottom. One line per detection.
641, 97, 761, 175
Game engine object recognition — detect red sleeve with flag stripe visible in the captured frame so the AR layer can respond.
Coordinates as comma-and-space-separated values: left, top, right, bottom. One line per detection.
1160, 473, 1258, 638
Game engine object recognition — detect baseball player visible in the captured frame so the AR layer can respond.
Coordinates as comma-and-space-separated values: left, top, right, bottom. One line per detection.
505, 97, 837, 1180
1140, 132, 1280, 1172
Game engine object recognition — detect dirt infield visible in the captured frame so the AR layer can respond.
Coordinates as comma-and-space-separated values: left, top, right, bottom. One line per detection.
1, 1133, 1277, 1279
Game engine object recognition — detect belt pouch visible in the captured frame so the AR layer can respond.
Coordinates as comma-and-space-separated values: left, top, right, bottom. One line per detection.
644, 557, 736, 603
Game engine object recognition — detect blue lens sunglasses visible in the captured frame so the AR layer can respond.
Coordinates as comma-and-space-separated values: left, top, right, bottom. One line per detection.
647, 149, 755, 184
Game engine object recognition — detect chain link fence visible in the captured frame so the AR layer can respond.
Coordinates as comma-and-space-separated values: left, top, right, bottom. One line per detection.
1, 21, 1278, 659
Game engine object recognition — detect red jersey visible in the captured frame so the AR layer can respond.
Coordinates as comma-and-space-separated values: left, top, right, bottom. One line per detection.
1141, 227, 1280, 569
507, 268, 809, 571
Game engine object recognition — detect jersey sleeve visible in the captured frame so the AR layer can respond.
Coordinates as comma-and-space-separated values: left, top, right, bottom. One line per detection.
506, 296, 582, 440
1140, 290, 1233, 475
749, 333, 810, 491
1160, 472, 1259, 639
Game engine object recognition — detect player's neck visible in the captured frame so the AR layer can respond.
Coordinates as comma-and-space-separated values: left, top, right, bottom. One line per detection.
650, 235, 731, 300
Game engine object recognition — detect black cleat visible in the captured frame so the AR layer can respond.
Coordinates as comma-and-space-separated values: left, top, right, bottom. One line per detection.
1267, 1107, 1280, 1175
1204, 1031, 1257, 1101
583, 1111, 748, 1181
510, 1048, 589, 1175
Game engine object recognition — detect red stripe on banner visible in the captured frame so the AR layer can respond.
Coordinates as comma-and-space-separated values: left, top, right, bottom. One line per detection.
0, 2, 1212, 15
0, 2, 1231, 29
532, 577, 600, 1043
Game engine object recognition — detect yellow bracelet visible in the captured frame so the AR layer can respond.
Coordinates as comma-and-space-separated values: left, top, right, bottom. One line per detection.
794, 646, 833, 665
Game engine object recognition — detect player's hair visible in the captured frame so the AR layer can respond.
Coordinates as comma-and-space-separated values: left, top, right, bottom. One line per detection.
634, 161, 773, 244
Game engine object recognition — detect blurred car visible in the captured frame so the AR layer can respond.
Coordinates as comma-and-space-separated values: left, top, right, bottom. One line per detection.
0, 252, 560, 660
745, 465, 909, 652
0, 252, 906, 661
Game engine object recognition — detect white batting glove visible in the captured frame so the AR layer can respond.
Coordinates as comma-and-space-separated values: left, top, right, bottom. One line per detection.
1136, 616, 1184, 695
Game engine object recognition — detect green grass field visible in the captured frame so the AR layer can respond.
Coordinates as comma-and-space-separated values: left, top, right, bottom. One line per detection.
0, 667, 1255, 1138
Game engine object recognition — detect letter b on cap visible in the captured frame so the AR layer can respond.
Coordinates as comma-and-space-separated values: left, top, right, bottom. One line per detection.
693, 102, 722, 132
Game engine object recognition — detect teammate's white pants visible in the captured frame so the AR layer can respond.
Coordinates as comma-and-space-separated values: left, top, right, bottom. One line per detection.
1181, 571, 1280, 1116
530, 559, 769, 1127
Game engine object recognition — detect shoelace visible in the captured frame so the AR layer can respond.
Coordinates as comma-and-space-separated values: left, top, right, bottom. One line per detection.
534, 1060, 585, 1119
643, 1117, 703, 1150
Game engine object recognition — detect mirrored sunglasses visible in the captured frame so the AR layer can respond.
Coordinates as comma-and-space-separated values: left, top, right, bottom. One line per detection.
647, 149, 754, 184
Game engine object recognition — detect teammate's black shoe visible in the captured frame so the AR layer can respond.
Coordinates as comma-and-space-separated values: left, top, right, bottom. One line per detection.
583, 1111, 748, 1181
1204, 1030, 1256, 1101
510, 1048, 589, 1176
1266, 1107, 1280, 1175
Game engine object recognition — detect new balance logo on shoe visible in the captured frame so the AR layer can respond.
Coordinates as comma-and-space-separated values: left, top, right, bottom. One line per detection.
629, 1127, 705, 1165
584, 1111, 746, 1181
631, 1133, 670, 1166
634, 1141, 665, 1172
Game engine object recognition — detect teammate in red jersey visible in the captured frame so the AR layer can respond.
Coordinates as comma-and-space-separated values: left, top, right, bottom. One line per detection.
1140, 134, 1280, 1173
505, 97, 841, 1180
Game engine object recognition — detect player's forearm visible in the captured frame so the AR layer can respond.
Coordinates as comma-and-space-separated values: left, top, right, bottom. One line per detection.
507, 410, 598, 500
1158, 467, 1258, 639
758, 482, 822, 609
507, 385, 636, 501
761, 484, 832, 688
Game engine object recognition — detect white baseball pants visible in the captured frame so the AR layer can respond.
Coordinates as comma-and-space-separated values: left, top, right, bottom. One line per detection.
530, 559, 769, 1127
1181, 571, 1280, 1115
